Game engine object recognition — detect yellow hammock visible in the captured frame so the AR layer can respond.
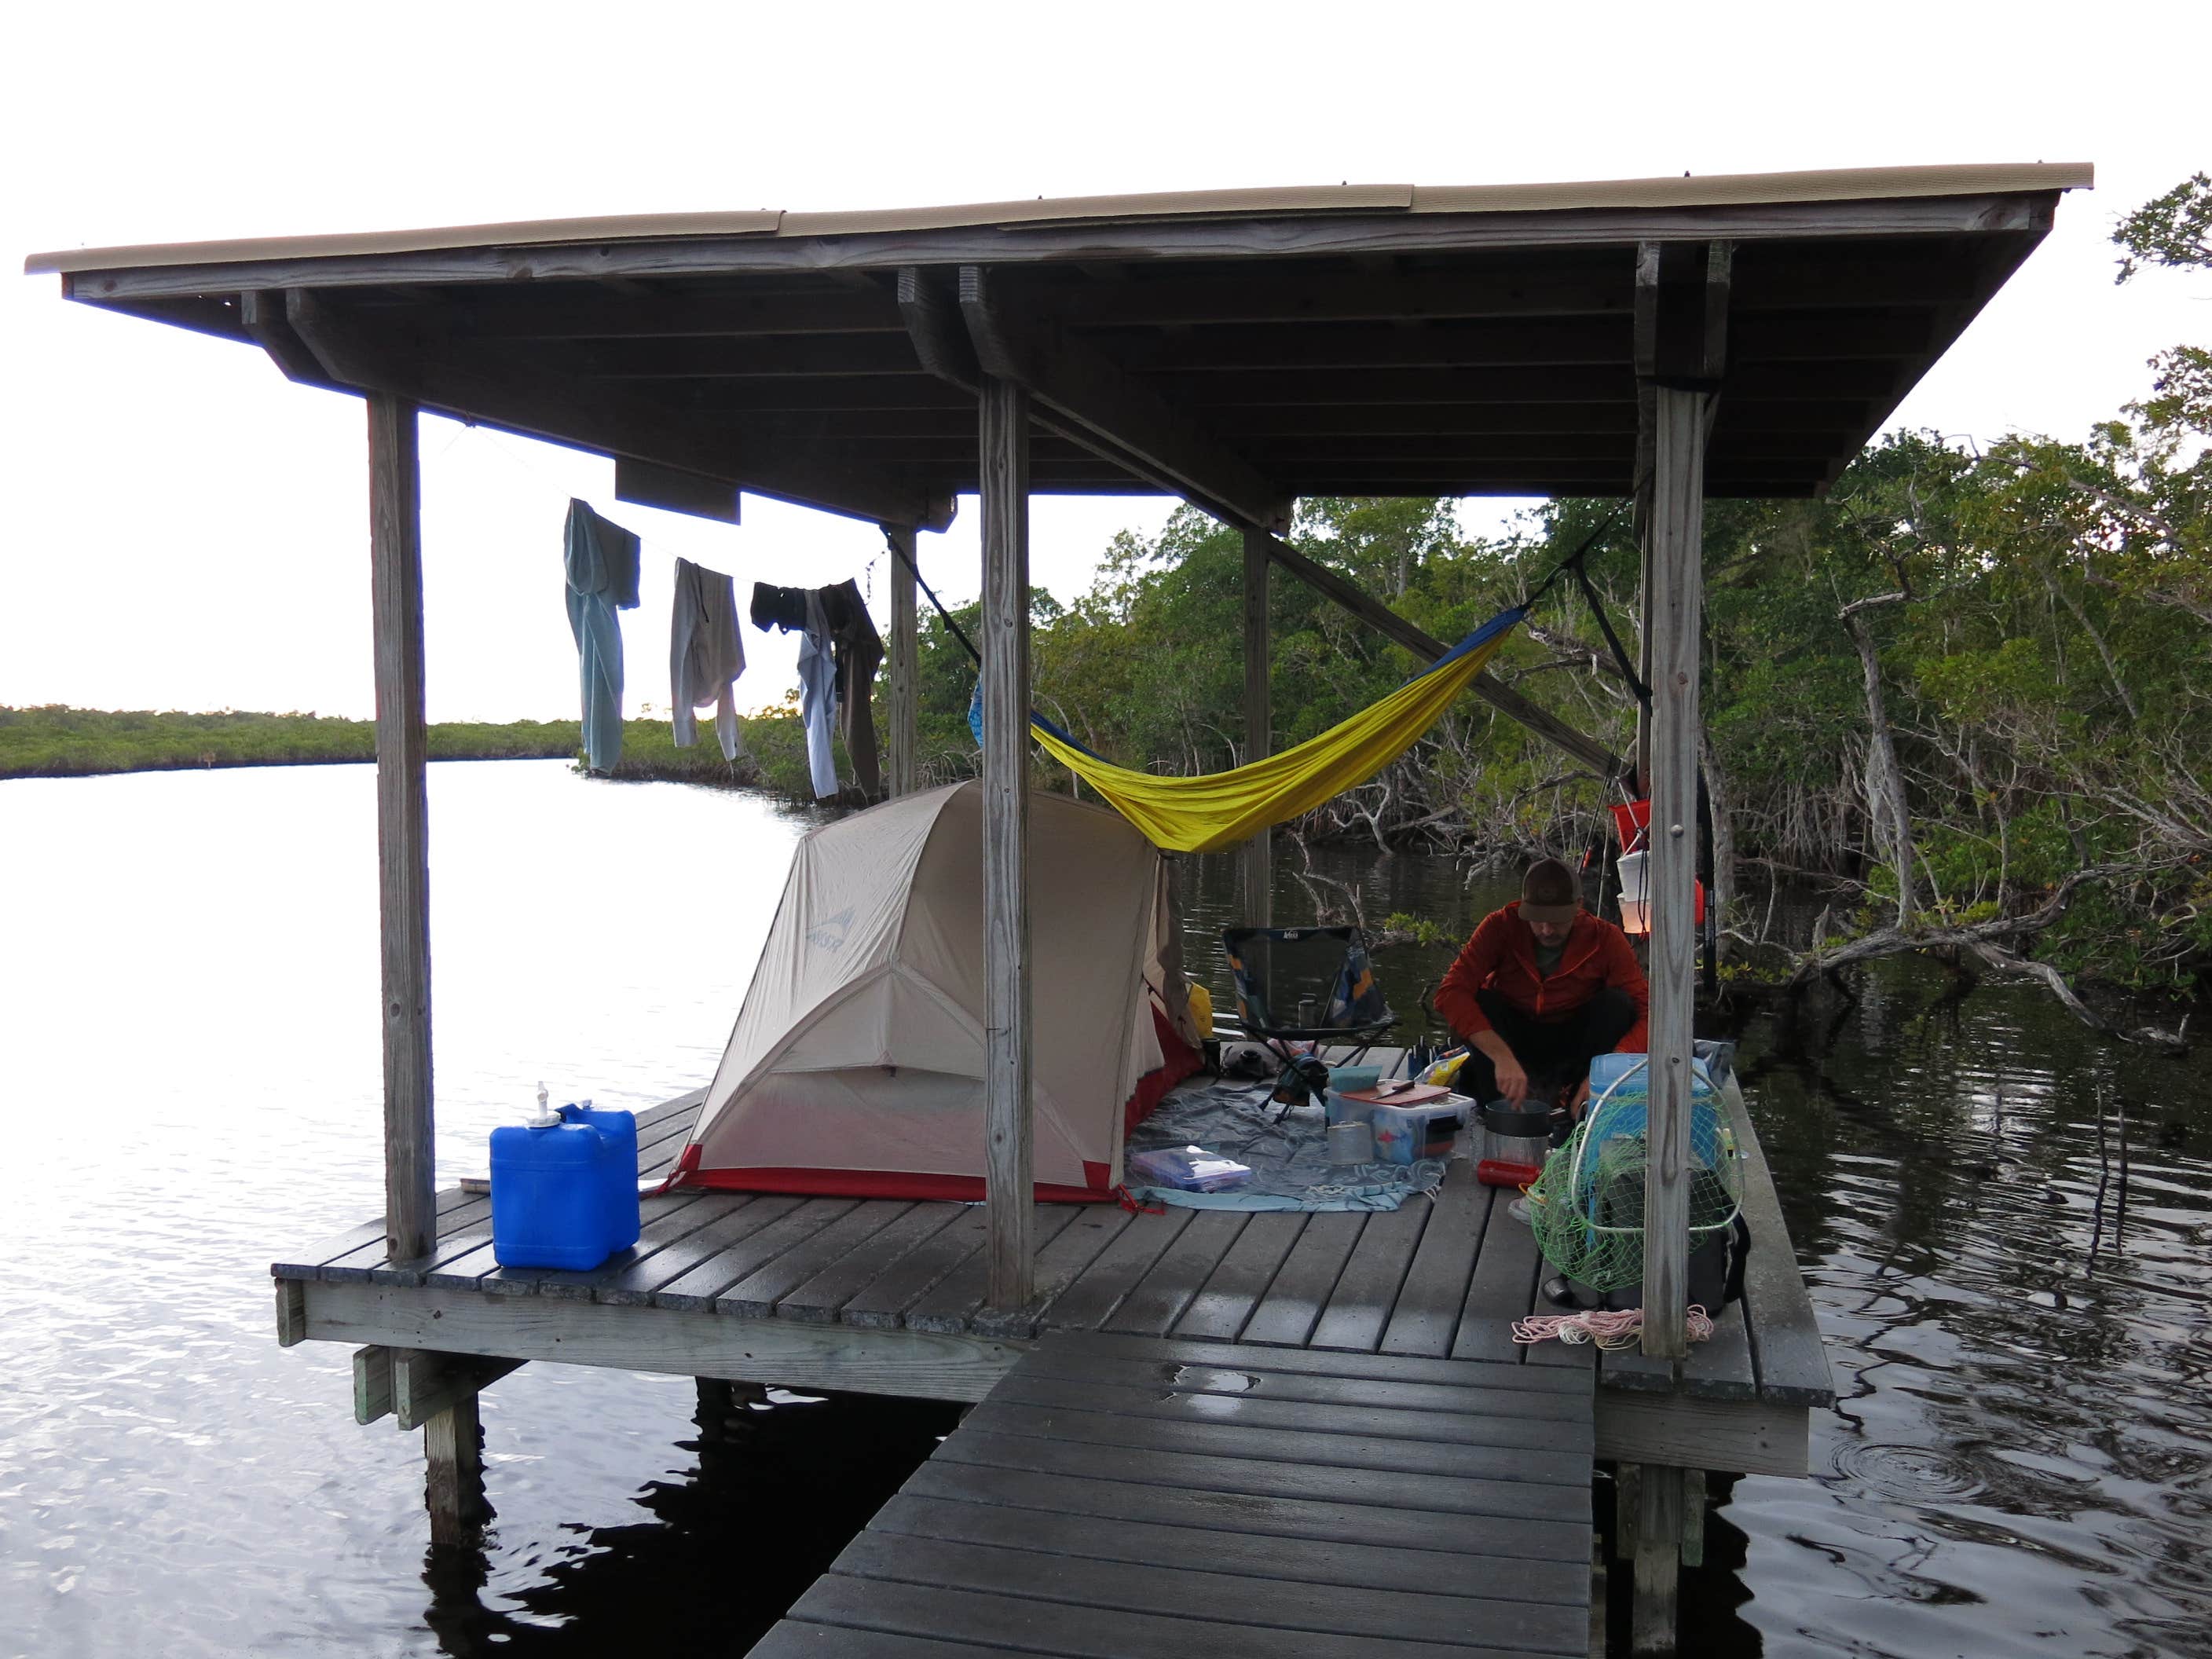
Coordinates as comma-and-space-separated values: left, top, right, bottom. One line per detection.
1024, 606, 1525, 854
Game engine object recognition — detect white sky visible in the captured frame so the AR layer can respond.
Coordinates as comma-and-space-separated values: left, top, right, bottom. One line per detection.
3, 2, 2204, 721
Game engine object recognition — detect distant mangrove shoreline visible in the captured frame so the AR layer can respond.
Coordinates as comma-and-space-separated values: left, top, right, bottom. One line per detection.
0, 705, 775, 788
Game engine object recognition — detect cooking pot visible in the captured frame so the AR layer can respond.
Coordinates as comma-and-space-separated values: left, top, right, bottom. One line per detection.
1476, 1101, 1554, 1190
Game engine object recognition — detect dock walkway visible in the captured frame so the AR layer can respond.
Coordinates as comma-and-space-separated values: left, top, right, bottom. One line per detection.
752, 1328, 1595, 1658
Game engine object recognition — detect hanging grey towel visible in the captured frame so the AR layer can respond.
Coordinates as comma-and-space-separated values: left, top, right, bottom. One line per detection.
670, 557, 745, 760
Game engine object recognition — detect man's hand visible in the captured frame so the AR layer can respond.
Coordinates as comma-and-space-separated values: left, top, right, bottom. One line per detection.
1474, 1031, 1528, 1105
1569, 1077, 1591, 1119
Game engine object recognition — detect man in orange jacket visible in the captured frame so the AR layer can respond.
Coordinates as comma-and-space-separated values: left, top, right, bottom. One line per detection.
1432, 857, 1648, 1115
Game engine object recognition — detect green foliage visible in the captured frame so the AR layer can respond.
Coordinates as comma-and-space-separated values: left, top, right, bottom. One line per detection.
2114, 172, 2212, 284
1382, 912, 1455, 948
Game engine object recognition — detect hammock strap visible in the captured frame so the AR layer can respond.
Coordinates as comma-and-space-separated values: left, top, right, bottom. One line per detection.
1570, 551, 1654, 712
882, 529, 982, 666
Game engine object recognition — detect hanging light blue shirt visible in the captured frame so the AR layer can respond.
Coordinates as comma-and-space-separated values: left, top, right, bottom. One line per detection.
564, 500, 642, 773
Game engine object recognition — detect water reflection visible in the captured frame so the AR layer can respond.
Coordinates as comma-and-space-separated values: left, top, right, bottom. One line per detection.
419, 1387, 959, 1657
3, 765, 2209, 1657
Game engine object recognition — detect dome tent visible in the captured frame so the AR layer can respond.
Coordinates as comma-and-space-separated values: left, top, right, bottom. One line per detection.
670, 780, 1200, 1201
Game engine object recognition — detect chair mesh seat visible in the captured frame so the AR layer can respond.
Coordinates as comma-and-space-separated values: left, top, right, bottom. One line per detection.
1221, 925, 1397, 1042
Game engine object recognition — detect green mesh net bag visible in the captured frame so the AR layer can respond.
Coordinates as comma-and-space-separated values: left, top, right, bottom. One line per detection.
1526, 1055, 1743, 1294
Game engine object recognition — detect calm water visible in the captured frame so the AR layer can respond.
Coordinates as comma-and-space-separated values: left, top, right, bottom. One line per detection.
2, 762, 2207, 1657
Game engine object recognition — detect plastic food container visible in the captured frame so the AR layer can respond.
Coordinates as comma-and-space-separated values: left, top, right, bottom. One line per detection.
1368, 1096, 1469, 1164
490, 1103, 641, 1269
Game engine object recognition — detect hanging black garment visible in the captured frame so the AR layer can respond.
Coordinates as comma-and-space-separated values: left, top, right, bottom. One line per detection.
749, 578, 885, 795
817, 579, 883, 795
749, 582, 809, 634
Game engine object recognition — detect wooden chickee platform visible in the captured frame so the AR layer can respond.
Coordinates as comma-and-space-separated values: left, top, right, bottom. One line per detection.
273, 1057, 1831, 1487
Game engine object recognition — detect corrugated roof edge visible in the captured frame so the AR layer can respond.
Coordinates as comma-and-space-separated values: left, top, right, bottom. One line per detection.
24, 163, 2092, 279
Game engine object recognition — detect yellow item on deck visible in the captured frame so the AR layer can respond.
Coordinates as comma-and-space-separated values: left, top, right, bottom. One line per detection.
1185, 980, 1214, 1038
1027, 610, 1524, 854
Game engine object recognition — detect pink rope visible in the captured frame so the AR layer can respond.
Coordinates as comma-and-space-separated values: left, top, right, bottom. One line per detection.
1511, 1305, 1716, 1350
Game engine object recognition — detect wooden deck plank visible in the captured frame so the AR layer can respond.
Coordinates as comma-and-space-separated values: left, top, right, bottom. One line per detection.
1033, 1204, 1197, 1333
1453, 1188, 1542, 1364
1240, 1211, 1366, 1346
1724, 1082, 1835, 1406
961, 1401, 1591, 1489
906, 1206, 1084, 1334
899, 1461, 1589, 1563
595, 1195, 787, 1306
1170, 1211, 1308, 1340
1309, 1196, 1433, 1353
1003, 1348, 1590, 1422
749, 1624, 993, 1659
489, 1191, 720, 1301
716, 1200, 920, 1318
936, 1430, 1590, 1523
984, 1372, 1588, 1451
787, 1574, 1524, 1659
840, 1207, 991, 1330
775, 1203, 968, 1324
1042, 1328, 1589, 1394
274, 1183, 481, 1280
1683, 1296, 1759, 1400
592, 1203, 765, 1309
969, 1205, 1142, 1340
652, 1199, 859, 1313
822, 1532, 1586, 1655
1380, 1164, 1493, 1357
1098, 1210, 1251, 1336
869, 1492, 1591, 1606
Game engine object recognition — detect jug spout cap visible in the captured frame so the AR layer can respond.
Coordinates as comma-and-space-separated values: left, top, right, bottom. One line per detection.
530, 1082, 559, 1129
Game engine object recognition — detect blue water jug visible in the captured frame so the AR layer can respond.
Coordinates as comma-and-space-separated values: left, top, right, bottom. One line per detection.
490, 1097, 640, 1270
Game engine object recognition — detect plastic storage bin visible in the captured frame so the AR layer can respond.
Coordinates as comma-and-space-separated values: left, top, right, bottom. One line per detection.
490, 1102, 641, 1269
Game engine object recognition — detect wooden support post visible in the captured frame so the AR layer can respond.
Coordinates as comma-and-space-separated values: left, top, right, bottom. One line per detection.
886, 524, 920, 797
394, 1350, 523, 1430
368, 393, 435, 1265
1639, 384, 1708, 1361
354, 1345, 395, 1423
979, 376, 1034, 1313
1632, 1463, 1684, 1655
1680, 1469, 1708, 1569
1589, 1530, 1610, 1659
275, 1280, 308, 1346
1613, 1462, 1641, 1563
1241, 527, 1273, 925
423, 1395, 489, 1547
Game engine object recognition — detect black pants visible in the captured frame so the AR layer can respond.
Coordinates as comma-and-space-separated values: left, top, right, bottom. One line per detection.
1458, 987, 1638, 1107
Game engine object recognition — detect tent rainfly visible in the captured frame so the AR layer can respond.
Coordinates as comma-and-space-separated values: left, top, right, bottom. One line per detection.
672, 781, 1201, 1200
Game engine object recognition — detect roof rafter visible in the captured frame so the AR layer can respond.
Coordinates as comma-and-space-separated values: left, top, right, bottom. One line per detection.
956, 266, 1291, 533
277, 291, 950, 529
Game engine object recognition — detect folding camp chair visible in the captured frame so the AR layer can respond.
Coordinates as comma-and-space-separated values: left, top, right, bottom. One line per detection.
1220, 926, 1398, 1105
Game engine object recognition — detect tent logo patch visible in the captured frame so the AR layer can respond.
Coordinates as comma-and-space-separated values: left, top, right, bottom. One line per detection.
806, 907, 855, 951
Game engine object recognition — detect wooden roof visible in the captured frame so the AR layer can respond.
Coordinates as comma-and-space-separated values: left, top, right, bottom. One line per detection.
28, 163, 2089, 527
